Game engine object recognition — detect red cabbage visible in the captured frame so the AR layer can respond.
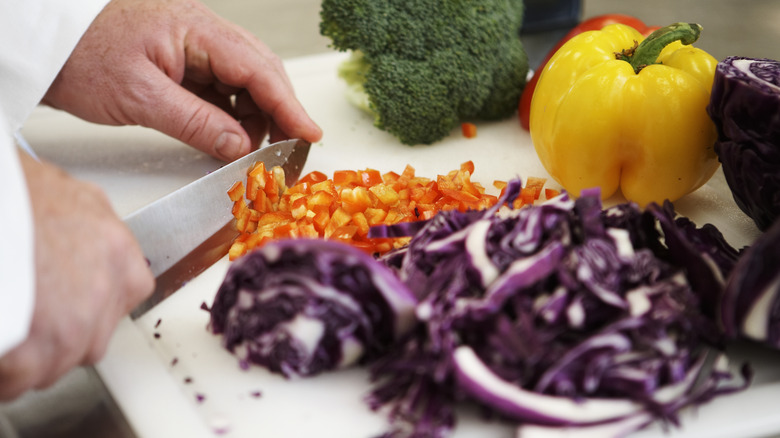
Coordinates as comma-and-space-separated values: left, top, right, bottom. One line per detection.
721, 218, 780, 345
646, 200, 742, 320
368, 183, 749, 437
207, 178, 751, 437
707, 56, 780, 231
208, 238, 417, 377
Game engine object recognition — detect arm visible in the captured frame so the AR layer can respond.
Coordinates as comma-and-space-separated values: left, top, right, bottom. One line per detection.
0, 0, 110, 362
1, 0, 323, 399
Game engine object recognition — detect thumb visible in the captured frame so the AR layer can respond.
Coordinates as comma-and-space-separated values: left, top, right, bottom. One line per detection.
137, 73, 252, 161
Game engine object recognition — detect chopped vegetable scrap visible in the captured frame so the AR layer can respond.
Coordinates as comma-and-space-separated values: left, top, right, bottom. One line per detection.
211, 176, 750, 438
208, 239, 417, 378
460, 122, 477, 139
530, 22, 720, 206
707, 56, 780, 231
227, 161, 555, 260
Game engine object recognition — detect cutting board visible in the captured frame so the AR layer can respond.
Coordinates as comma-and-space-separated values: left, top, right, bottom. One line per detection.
86, 52, 780, 438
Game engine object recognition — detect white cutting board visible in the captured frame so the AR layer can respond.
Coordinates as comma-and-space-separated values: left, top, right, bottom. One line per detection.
81, 52, 779, 437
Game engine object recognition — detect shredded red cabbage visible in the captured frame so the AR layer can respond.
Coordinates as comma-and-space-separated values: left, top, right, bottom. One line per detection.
208, 238, 417, 377
368, 182, 749, 437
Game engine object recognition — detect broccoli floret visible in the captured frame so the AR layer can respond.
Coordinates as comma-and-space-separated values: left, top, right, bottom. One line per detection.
321, 0, 529, 145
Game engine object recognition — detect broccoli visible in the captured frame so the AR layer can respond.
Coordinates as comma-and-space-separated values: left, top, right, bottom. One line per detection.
320, 0, 529, 145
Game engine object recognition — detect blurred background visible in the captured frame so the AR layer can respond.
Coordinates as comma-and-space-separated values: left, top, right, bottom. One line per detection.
201, 0, 780, 64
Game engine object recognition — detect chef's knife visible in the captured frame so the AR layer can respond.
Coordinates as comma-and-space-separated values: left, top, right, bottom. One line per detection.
125, 138, 311, 319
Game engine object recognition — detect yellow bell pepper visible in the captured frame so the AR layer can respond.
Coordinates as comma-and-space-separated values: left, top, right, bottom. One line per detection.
529, 22, 719, 206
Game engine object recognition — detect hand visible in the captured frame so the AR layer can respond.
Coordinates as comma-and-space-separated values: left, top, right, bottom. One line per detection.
42, 0, 322, 162
0, 153, 154, 401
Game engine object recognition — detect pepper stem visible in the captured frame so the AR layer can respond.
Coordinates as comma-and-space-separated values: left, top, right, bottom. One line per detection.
620, 22, 702, 73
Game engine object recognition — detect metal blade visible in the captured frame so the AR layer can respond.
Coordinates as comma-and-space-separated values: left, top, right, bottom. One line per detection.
125, 138, 310, 318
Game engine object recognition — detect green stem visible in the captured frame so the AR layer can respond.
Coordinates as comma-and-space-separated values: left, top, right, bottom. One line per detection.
622, 22, 703, 73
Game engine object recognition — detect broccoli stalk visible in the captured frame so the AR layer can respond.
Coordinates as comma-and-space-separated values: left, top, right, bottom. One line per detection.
320, 0, 529, 145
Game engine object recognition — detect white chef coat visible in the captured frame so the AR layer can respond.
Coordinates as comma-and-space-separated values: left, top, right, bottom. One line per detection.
0, 0, 110, 356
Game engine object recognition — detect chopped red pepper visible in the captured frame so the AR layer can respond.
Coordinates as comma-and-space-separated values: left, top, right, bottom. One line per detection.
226, 163, 555, 260
461, 122, 478, 139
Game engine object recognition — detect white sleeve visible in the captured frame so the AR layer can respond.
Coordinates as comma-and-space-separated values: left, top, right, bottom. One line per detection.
0, 0, 109, 356
0, 127, 34, 356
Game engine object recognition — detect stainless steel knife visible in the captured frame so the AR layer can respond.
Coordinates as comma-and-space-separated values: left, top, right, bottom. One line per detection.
125, 138, 311, 319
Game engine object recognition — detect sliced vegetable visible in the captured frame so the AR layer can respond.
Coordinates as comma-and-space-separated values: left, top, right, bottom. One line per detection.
208, 238, 417, 377
515, 413, 653, 438
368, 183, 748, 437
519, 14, 659, 131
452, 346, 644, 425
647, 200, 742, 319
707, 56, 780, 231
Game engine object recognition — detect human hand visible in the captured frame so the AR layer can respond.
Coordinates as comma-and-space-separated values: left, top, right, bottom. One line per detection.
42, 0, 322, 162
0, 153, 154, 401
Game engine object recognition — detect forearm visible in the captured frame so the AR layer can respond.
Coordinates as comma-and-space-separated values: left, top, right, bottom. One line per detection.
0, 0, 109, 356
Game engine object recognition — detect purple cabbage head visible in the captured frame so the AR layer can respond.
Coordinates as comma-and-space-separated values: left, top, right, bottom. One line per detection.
208, 238, 417, 378
707, 56, 780, 231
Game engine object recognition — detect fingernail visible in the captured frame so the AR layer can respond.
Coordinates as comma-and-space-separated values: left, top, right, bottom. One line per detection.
215, 132, 242, 160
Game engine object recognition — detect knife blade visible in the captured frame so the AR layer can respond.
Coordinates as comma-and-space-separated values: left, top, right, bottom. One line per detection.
125, 138, 311, 319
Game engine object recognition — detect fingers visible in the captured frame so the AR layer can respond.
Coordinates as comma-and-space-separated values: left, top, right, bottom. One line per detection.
209, 43, 323, 144
139, 45, 318, 162
0, 301, 103, 400
137, 5, 321, 161
0, 306, 109, 401
0, 343, 41, 400
181, 16, 322, 146
136, 68, 257, 161
235, 91, 270, 149
45, 0, 322, 162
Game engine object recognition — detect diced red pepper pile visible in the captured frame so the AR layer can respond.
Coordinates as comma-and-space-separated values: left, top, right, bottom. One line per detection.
227, 161, 558, 260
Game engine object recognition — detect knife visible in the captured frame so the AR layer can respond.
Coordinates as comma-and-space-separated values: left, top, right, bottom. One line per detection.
125, 138, 311, 319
